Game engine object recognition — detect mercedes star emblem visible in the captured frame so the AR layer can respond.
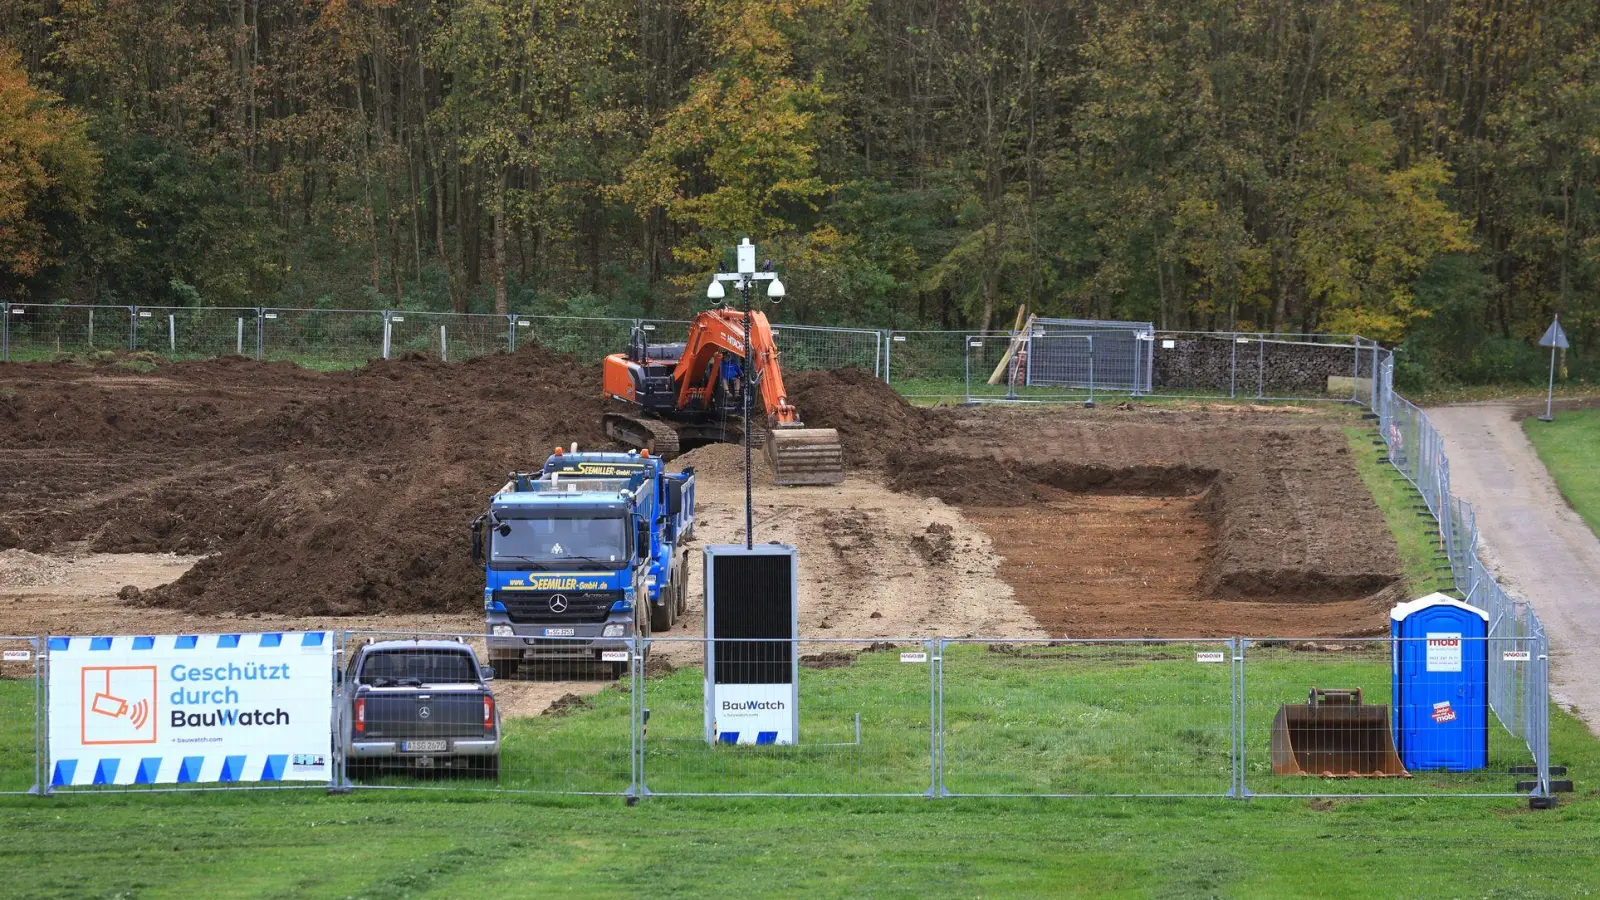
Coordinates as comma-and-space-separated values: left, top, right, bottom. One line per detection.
549, 594, 569, 613
418, 706, 430, 719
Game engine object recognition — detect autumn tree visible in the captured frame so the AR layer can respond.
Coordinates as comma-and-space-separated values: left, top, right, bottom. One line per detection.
618, 0, 846, 304
0, 47, 99, 296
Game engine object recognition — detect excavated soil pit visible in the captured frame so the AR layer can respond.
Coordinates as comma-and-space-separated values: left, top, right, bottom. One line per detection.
884, 407, 1404, 638
967, 494, 1393, 638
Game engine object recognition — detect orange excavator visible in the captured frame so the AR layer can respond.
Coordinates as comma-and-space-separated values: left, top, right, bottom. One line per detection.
601, 308, 844, 485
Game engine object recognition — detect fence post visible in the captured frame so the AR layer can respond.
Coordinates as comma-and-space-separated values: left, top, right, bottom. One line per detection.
255, 308, 265, 361
28, 635, 40, 794
1256, 335, 1265, 399
934, 639, 949, 797
128, 306, 139, 351
39, 636, 52, 795
169, 313, 176, 354
1229, 334, 1238, 399
874, 330, 883, 380
1, 302, 8, 362
883, 331, 894, 385
629, 635, 645, 803
1086, 335, 1095, 408
1350, 337, 1360, 402
507, 314, 517, 353
1535, 634, 1552, 804
1231, 638, 1247, 799
440, 324, 448, 363
236, 316, 244, 356
332, 630, 351, 792
963, 336, 972, 404
381, 311, 392, 360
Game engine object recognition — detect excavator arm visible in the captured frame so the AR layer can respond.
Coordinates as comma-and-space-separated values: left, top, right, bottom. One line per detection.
657, 307, 840, 485
669, 308, 800, 424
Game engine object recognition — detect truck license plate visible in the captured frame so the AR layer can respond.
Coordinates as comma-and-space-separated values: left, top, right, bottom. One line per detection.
543, 628, 576, 637
404, 740, 447, 752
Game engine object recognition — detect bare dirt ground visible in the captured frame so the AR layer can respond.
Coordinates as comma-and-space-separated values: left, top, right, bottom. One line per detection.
1428, 401, 1600, 733
0, 358, 1404, 713
664, 444, 1041, 662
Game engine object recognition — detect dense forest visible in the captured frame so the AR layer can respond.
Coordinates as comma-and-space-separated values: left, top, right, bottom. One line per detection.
1, 0, 1597, 383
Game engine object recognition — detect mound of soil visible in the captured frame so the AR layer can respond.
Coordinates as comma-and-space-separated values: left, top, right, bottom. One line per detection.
0, 548, 68, 586
670, 442, 772, 481
1, 345, 607, 616
786, 368, 935, 467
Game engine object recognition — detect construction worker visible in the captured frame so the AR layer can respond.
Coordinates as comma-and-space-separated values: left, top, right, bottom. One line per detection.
720, 354, 743, 406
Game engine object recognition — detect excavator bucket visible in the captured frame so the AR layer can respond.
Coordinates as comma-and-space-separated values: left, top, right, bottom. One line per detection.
765, 426, 845, 486
1270, 688, 1410, 778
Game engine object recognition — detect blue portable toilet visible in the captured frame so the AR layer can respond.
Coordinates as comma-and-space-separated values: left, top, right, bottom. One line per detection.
1391, 593, 1489, 772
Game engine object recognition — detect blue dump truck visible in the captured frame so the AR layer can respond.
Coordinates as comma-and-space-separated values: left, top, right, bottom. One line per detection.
472, 448, 695, 678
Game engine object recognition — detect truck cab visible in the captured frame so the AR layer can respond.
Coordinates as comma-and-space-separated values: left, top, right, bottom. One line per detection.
474, 449, 694, 678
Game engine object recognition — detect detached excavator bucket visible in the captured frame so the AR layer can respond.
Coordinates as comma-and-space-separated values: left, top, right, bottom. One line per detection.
1270, 688, 1410, 778
765, 426, 845, 486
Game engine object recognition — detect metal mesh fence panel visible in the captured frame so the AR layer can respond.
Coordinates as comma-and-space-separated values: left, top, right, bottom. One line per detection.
637, 318, 693, 349
0, 638, 39, 794
340, 631, 634, 795
1241, 638, 1533, 797
1150, 332, 1243, 398
261, 309, 385, 368
640, 638, 934, 797
1259, 338, 1363, 400
387, 312, 509, 361
1029, 318, 1153, 393
887, 331, 995, 399
965, 334, 1095, 403
939, 640, 1235, 797
4, 304, 126, 361
770, 324, 882, 377
518, 316, 635, 365
134, 307, 259, 359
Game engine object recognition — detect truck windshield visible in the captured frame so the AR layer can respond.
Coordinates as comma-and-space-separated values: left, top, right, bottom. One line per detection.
492, 515, 626, 568
359, 650, 477, 685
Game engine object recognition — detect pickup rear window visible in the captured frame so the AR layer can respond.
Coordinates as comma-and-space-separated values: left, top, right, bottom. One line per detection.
358, 650, 477, 686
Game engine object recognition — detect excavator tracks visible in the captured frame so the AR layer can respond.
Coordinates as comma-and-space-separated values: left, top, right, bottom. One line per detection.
603, 412, 681, 457
605, 409, 843, 487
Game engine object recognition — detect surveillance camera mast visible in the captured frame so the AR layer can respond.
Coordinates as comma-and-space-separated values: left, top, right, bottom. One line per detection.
710, 238, 785, 548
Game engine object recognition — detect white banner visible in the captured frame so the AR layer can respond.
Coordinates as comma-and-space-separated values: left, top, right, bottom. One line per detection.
711, 683, 796, 745
1425, 633, 1463, 673
47, 633, 333, 787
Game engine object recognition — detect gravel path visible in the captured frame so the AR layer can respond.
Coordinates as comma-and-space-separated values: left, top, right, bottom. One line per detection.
1428, 402, 1600, 733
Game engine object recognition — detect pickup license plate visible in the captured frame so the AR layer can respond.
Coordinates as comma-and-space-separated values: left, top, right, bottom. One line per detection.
404, 740, 447, 752
543, 628, 576, 637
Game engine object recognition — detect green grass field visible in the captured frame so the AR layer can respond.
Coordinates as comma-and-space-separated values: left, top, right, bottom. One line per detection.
1343, 424, 1456, 597
1524, 408, 1600, 541
2, 633, 1596, 896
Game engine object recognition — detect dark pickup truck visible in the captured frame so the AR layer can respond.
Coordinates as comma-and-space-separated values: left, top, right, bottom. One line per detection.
341, 639, 502, 779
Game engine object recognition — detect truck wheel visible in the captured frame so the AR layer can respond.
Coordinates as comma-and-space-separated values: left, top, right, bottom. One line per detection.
676, 557, 690, 616
490, 658, 520, 681
650, 598, 674, 633
473, 757, 500, 780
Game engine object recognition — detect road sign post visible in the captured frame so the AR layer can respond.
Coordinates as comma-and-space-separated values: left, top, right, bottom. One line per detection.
1537, 316, 1569, 422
